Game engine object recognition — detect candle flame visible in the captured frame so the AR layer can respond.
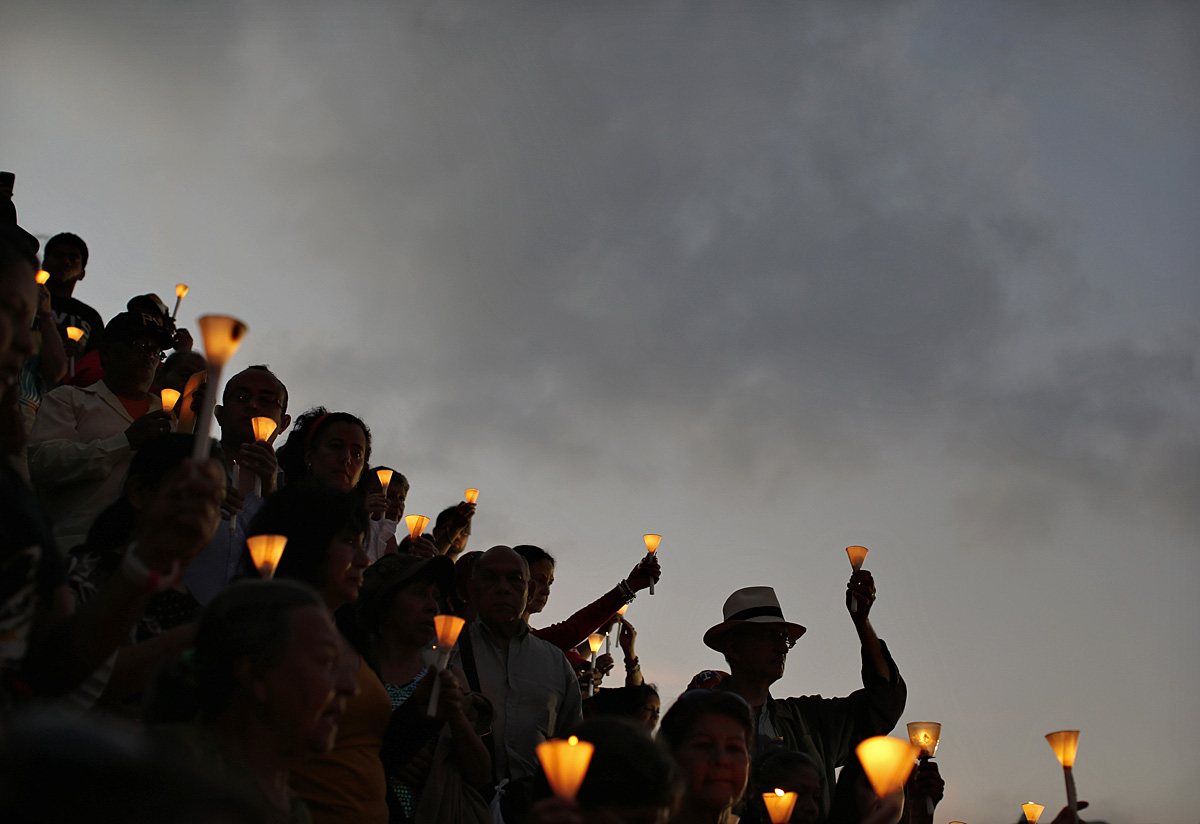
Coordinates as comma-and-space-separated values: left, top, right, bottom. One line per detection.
1022, 802, 1044, 823
160, 388, 181, 412
587, 633, 604, 653
175, 284, 190, 298
246, 534, 288, 579
846, 545, 869, 570
1045, 730, 1079, 768
250, 416, 277, 443
65, 326, 84, 342
434, 614, 466, 648
617, 604, 628, 616
643, 534, 662, 553
405, 514, 429, 539
36, 270, 50, 284
377, 468, 394, 493
762, 790, 798, 824
906, 722, 941, 757
197, 315, 248, 367
856, 736, 919, 798
537, 736, 594, 801
464, 487, 480, 504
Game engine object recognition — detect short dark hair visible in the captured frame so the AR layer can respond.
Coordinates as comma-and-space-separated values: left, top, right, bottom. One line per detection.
247, 483, 369, 588
237, 364, 289, 414
45, 232, 88, 267
657, 689, 755, 753
513, 544, 555, 567
193, 580, 323, 719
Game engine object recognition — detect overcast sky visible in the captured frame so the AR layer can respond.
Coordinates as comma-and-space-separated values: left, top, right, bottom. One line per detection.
4, 2, 1198, 821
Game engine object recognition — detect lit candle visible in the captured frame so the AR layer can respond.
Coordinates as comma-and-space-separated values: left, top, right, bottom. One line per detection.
856, 736, 919, 799
1045, 730, 1080, 816
537, 735, 594, 801
172, 283, 189, 320
65, 326, 84, 377
907, 722, 941, 814
427, 614, 466, 716
246, 416, 278, 499
36, 270, 50, 285
374, 469, 394, 522
246, 534, 287, 579
464, 487, 479, 504
405, 514, 429, 539
160, 388, 181, 413
1022, 802, 1045, 823
191, 315, 248, 461
585, 633, 604, 697
643, 534, 661, 595
762, 789, 798, 824
846, 545, 869, 613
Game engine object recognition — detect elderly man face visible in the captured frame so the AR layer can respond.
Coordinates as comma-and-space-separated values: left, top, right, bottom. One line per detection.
471, 547, 529, 629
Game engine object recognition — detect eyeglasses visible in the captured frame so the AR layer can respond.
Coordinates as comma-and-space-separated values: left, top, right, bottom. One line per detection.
119, 340, 165, 361
735, 627, 797, 649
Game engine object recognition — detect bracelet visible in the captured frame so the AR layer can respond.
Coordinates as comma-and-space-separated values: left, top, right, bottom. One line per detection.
617, 579, 636, 602
624, 657, 640, 670
120, 544, 180, 594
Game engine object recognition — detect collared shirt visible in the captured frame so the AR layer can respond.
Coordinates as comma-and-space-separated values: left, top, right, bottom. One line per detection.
28, 381, 161, 551
453, 618, 583, 783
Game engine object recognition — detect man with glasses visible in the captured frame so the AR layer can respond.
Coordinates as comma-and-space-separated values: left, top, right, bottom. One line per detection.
28, 312, 175, 550
704, 578, 906, 816
183, 365, 291, 603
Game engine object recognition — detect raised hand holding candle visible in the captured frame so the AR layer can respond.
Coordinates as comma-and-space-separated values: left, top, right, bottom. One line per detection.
405, 514, 429, 539
427, 614, 466, 716
907, 722, 941, 814
36, 270, 50, 284
191, 315, 248, 460
246, 534, 287, 579
464, 487, 479, 504
160, 388, 181, 413
247, 416, 278, 498
172, 284, 189, 319
643, 534, 661, 594
537, 736, 594, 801
65, 326, 84, 377
1046, 730, 1080, 816
586, 633, 604, 697
856, 736, 919, 800
846, 546, 869, 613
762, 789, 798, 824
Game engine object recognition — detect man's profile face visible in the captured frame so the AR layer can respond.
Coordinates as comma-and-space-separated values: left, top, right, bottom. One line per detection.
472, 549, 529, 627
725, 623, 792, 683
43, 241, 84, 283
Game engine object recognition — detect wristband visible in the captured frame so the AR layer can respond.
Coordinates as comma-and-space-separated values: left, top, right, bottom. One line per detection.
624, 656, 640, 670
617, 579, 636, 603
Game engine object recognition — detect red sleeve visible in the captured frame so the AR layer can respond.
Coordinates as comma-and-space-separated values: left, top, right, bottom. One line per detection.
531, 585, 627, 652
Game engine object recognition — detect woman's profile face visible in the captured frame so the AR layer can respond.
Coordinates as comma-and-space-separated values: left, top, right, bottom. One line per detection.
319, 527, 369, 609
306, 421, 367, 491
386, 578, 441, 648
674, 712, 750, 813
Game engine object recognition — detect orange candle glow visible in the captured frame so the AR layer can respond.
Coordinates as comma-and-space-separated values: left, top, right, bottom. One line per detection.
464, 487, 479, 504
405, 514, 429, 539
1022, 802, 1044, 823
846, 545, 869, 570
856, 736, 919, 799
907, 722, 941, 758
762, 789, 798, 824
160, 388, 181, 413
172, 283, 189, 319
251, 416, 278, 443
36, 270, 50, 284
246, 534, 288, 579
537, 735, 594, 801
617, 604, 629, 616
434, 614, 466, 650
376, 468, 394, 494
65, 326, 84, 342
643, 534, 661, 595
192, 316, 248, 460
1045, 730, 1079, 768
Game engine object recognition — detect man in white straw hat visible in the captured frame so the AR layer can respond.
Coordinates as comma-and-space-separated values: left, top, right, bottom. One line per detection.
703, 572, 906, 816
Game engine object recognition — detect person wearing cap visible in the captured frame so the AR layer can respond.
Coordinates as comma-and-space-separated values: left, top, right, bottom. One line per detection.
703, 577, 906, 817
68, 293, 193, 390
28, 310, 176, 550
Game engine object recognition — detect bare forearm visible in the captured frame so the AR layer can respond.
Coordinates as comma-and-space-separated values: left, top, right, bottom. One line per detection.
856, 619, 891, 681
